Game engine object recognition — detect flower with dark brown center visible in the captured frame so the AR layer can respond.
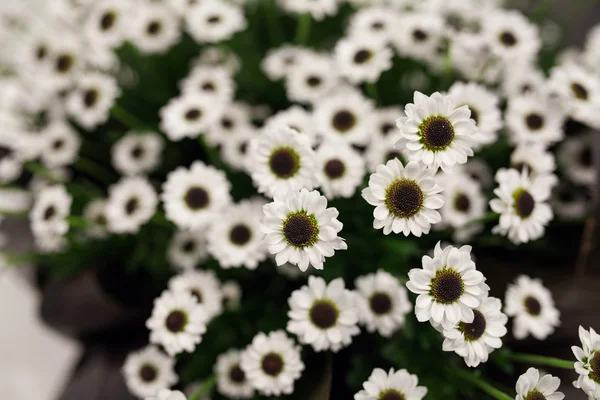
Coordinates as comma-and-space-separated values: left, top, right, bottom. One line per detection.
261, 353, 284, 376
412, 29, 428, 41
283, 212, 319, 248
306, 76, 322, 87
430, 268, 464, 304
184, 186, 210, 210
185, 108, 202, 121
332, 110, 357, 133
52, 139, 65, 150
55, 54, 74, 73
459, 309, 487, 341
454, 193, 471, 212
202, 82, 216, 92
309, 300, 339, 329
369, 292, 393, 315
229, 364, 246, 383
353, 49, 372, 64
324, 159, 345, 179
380, 123, 395, 136
571, 82, 589, 100
221, 117, 234, 129
36, 45, 47, 61
83, 89, 99, 108
139, 364, 158, 382
524, 390, 546, 400
229, 224, 252, 246
499, 31, 517, 46
165, 310, 187, 333
181, 239, 196, 253
513, 189, 535, 219
268, 147, 300, 178
239, 142, 248, 154
589, 351, 600, 383
125, 197, 139, 215
131, 145, 144, 159
523, 296, 541, 316
100, 11, 116, 31
147, 21, 162, 35
371, 22, 384, 31
207, 15, 221, 24
44, 205, 57, 220
384, 179, 424, 219
420, 115, 455, 151
379, 389, 406, 400
525, 113, 544, 131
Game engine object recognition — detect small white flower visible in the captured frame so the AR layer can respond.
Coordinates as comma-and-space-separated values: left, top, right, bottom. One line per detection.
372, 106, 404, 142
502, 64, 548, 98
220, 128, 256, 173
204, 102, 252, 146
106, 176, 158, 234
316, 141, 365, 199
122, 346, 178, 399
279, 0, 338, 21
192, 45, 241, 75
167, 230, 209, 271
439, 171, 486, 241
221, 280, 242, 310
573, 326, 600, 399
112, 132, 164, 176
355, 270, 412, 337
45, 34, 83, 91
159, 94, 224, 141
505, 94, 565, 146
406, 242, 489, 330
66, 72, 120, 129
482, 10, 540, 64
146, 389, 187, 400
263, 105, 318, 147
392, 12, 445, 65
215, 349, 254, 399
40, 121, 80, 168
354, 368, 427, 400
504, 275, 560, 341
511, 144, 556, 178
30, 184, 72, 240
129, 1, 181, 54
552, 183, 590, 221
179, 65, 235, 107
146, 290, 208, 356
285, 52, 340, 104
362, 159, 444, 236
262, 45, 311, 81
516, 368, 564, 400
240, 330, 304, 396
348, 7, 400, 44
558, 133, 595, 187
451, 32, 503, 85
334, 34, 392, 84
83, 199, 109, 239
261, 188, 347, 271
84, 0, 129, 48
185, 0, 246, 43
168, 270, 223, 321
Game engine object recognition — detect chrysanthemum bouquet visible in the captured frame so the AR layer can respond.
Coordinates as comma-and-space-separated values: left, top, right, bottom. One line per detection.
1, 0, 600, 399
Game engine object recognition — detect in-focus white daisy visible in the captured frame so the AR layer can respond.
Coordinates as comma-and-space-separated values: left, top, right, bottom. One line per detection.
159, 93, 224, 141
261, 188, 347, 271
179, 65, 235, 106
185, 0, 246, 43
489, 168, 555, 244
316, 141, 365, 200
439, 171, 486, 241
573, 326, 600, 399
240, 330, 304, 397
30, 185, 72, 240
392, 13, 446, 64
347, 7, 400, 44
262, 45, 310, 81
146, 389, 187, 400
221, 280, 242, 310
105, 176, 158, 234
354, 368, 427, 400
167, 230, 209, 271
355, 270, 412, 337
441, 296, 508, 367
279, 0, 338, 21
362, 159, 444, 236
558, 133, 595, 187
407, 243, 489, 329
511, 144, 556, 178
516, 368, 564, 400
287, 276, 359, 352
83, 199, 109, 239
263, 105, 318, 147
146, 289, 208, 356
334, 34, 392, 84
285, 53, 340, 104
129, 1, 180, 54
502, 64, 548, 98
112, 132, 164, 176
364, 138, 406, 174
66, 72, 120, 130
161, 161, 232, 230
84, 0, 129, 48
505, 94, 565, 146
168, 270, 223, 321
552, 183, 589, 221
204, 102, 252, 146
39, 121, 80, 168
482, 10, 540, 64
122, 346, 178, 399
248, 126, 318, 198
215, 349, 254, 399
396, 92, 478, 172
208, 198, 268, 270
504, 275, 560, 341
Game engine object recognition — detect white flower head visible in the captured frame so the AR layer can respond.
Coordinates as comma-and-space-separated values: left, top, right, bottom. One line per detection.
354, 368, 427, 400
129, 1, 181, 54
167, 230, 209, 271
122, 346, 178, 398
392, 13, 446, 65
516, 368, 564, 400
482, 10, 540, 64
348, 7, 400, 44
185, 0, 246, 43
66, 72, 120, 130
262, 45, 311, 81
84, 0, 130, 48
263, 105, 318, 147
511, 144, 556, 178
222, 280, 242, 310
30, 184, 72, 239
204, 102, 252, 146
159, 93, 224, 141
112, 132, 164, 176
168, 270, 223, 321
439, 170, 486, 233
39, 121, 80, 168
285, 52, 340, 104
215, 349, 254, 399
316, 140, 366, 200
502, 63, 548, 98
552, 183, 590, 221
106, 176, 158, 234
573, 326, 600, 399
334, 34, 393, 84
179, 65, 235, 107
558, 133, 595, 187
83, 199, 109, 239
505, 93, 565, 146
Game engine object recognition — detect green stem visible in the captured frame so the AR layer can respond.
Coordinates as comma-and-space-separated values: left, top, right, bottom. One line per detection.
509, 353, 574, 370
449, 368, 513, 400
295, 13, 312, 44
365, 82, 379, 104
265, 0, 284, 46
74, 157, 115, 184
110, 104, 145, 130
189, 375, 216, 400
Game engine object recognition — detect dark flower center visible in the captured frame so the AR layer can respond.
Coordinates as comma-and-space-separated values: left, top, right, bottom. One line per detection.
380, 123, 395, 136
0, 146, 11, 160
147, 21, 162, 35
201, 82, 215, 92
589, 351, 600, 383
36, 45, 47, 60
52, 139, 65, 150
525, 113, 544, 130
185, 108, 202, 121
181, 240, 196, 253
44, 205, 57, 220
221, 117, 234, 129
454, 193, 471, 212
430, 268, 464, 304
307, 76, 322, 87
83, 89, 99, 108
56, 54, 74, 73
100, 11, 116, 31
131, 145, 144, 159
165, 310, 187, 333
413, 29, 428, 41
580, 147, 592, 167
207, 15, 221, 24
499, 31, 517, 46
139, 364, 157, 382
371, 22, 384, 31
95, 214, 107, 226
125, 197, 139, 215
229, 364, 246, 383
370, 292, 392, 315
420, 115, 455, 151
571, 82, 589, 100
353, 49, 372, 64
332, 110, 357, 133
283, 212, 319, 248
459, 309, 487, 341
379, 389, 406, 400
524, 296, 541, 316
261, 353, 284, 376
524, 390, 546, 400
239, 142, 248, 154
385, 179, 424, 219
269, 147, 300, 178
324, 159, 346, 179
514, 189, 535, 218
184, 186, 210, 210
229, 224, 252, 245
310, 300, 339, 329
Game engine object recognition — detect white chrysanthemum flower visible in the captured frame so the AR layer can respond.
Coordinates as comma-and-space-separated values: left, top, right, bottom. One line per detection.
240, 330, 304, 397
279, 0, 338, 21
44, 34, 83, 91
221, 128, 256, 173
159, 93, 224, 141
314, 87, 374, 146
482, 10, 540, 64
185, 0, 246, 43
447, 81, 502, 147
146, 389, 187, 400
168, 270, 223, 321
39, 121, 80, 168
161, 161, 232, 230
396, 92, 478, 172
504, 275, 560, 341
573, 326, 600, 399
167, 230, 209, 271
204, 102, 252, 146
261, 188, 347, 271
439, 171, 486, 238
112, 132, 164, 176
247, 126, 318, 198
354, 270, 412, 337
489, 168, 555, 244
192, 45, 241, 75
263, 105, 318, 147
207, 198, 268, 270
84, 0, 129, 48
372, 106, 404, 142
179, 65, 235, 106
451, 32, 503, 85
348, 7, 400, 43
558, 134, 595, 187
502, 63, 548, 98
30, 185, 72, 240
105, 176, 158, 234
505, 94, 565, 146
442, 296, 508, 368
362, 159, 444, 236
552, 183, 590, 221
129, 1, 181, 54
354, 368, 427, 400
364, 138, 406, 174
316, 141, 365, 200
222, 280, 242, 310
334, 34, 392, 84
510, 144, 556, 178
407, 242, 489, 330
122, 346, 178, 399
285, 53, 340, 104
262, 45, 311, 81
392, 12, 445, 64
146, 290, 208, 356
215, 349, 254, 399
516, 368, 565, 400
287, 276, 359, 352
83, 199, 109, 239
66, 72, 120, 129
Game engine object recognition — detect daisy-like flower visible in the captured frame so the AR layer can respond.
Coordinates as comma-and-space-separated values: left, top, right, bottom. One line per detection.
39, 121, 80, 168
279, 0, 338, 21
179, 65, 235, 106
263, 105, 318, 147
316, 141, 365, 199
502, 63, 548, 98
45, 33, 82, 91
314, 87, 375, 146
30, 184, 72, 239
105, 176, 158, 234
161, 161, 232, 230
221, 128, 256, 173
482, 10, 540, 64
167, 230, 209, 270
441, 296, 508, 367
516, 368, 564, 400
406, 242, 489, 329
504, 275, 560, 340
204, 102, 252, 146
439, 171, 486, 240
348, 7, 400, 44
146, 389, 187, 400
552, 183, 590, 221
84, 0, 129, 48
287, 276, 359, 352
261, 188, 347, 271
511, 144, 556, 178
262, 45, 310, 81
83, 199, 109, 239
222, 280, 242, 310
285, 52, 340, 104
489, 168, 555, 244
354, 368, 427, 400
558, 134, 595, 187
66, 72, 120, 130
573, 326, 600, 398
451, 32, 503, 85
215, 349, 254, 399
362, 159, 444, 236
129, 1, 181, 55
112, 132, 164, 176
247, 126, 318, 198
192, 45, 241, 75
334, 34, 392, 84
240, 330, 305, 396
396, 92, 478, 172
392, 13, 446, 64
122, 346, 178, 399
505, 93, 565, 146
0, 139, 24, 184
159, 93, 224, 141
168, 270, 223, 321
354, 270, 412, 337
185, 0, 246, 43
146, 290, 208, 356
